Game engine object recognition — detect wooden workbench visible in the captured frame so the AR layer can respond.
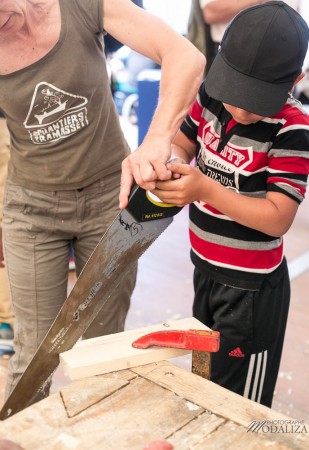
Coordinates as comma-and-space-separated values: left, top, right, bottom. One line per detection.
0, 361, 308, 449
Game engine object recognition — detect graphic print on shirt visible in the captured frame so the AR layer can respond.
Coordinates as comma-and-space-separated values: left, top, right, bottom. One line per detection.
198, 122, 253, 191
24, 82, 88, 144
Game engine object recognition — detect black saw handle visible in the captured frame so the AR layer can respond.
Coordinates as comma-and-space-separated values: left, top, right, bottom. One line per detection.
127, 184, 182, 222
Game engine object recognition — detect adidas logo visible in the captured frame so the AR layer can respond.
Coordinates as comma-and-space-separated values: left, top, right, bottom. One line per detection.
229, 347, 245, 358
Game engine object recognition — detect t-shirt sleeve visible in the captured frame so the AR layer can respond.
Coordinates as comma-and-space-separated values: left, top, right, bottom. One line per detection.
72, 0, 103, 33
267, 115, 309, 203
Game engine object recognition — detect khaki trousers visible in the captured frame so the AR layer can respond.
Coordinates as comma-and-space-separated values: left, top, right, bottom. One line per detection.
3, 172, 137, 399
0, 118, 14, 326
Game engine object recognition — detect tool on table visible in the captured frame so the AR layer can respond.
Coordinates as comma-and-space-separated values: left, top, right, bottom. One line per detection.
132, 328, 220, 379
0, 185, 182, 420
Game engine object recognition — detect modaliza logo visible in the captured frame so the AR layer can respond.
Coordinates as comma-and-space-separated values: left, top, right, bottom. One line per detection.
247, 419, 308, 433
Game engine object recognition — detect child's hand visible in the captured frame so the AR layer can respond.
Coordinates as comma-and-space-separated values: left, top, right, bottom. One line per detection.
152, 162, 206, 206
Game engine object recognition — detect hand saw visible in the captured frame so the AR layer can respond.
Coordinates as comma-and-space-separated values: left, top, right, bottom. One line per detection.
0, 185, 182, 420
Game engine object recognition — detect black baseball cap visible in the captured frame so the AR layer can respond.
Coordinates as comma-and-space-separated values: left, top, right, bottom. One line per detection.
205, 1, 309, 116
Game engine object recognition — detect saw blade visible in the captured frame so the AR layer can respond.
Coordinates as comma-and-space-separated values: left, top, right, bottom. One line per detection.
0, 186, 180, 419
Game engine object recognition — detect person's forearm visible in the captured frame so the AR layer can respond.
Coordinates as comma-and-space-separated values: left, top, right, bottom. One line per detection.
143, 43, 205, 147
202, 0, 263, 24
200, 176, 298, 237
154, 162, 298, 236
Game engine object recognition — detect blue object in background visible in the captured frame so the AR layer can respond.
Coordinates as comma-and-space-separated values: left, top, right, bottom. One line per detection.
137, 69, 161, 145
110, 48, 158, 125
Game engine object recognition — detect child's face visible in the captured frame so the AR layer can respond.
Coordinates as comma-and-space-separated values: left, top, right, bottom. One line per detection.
223, 103, 265, 125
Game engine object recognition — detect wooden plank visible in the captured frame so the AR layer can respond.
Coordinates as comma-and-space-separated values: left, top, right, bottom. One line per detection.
133, 362, 309, 450
60, 317, 209, 380
170, 410, 294, 450
0, 376, 203, 449
0, 393, 68, 450
0, 362, 306, 450
60, 377, 129, 417
100, 368, 138, 382
168, 412, 226, 449
181, 421, 291, 450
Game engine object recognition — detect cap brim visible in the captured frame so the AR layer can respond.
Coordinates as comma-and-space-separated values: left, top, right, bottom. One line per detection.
205, 52, 293, 117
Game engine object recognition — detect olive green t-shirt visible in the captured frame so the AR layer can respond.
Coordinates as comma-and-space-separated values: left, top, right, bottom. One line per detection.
0, 0, 130, 190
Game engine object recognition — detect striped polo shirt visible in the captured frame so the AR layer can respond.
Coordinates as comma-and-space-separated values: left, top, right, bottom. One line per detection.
180, 81, 309, 285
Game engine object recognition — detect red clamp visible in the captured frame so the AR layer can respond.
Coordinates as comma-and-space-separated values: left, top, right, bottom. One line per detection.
132, 329, 220, 353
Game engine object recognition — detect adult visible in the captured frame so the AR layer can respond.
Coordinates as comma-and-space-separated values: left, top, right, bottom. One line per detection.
200, 0, 300, 42
189, 0, 300, 73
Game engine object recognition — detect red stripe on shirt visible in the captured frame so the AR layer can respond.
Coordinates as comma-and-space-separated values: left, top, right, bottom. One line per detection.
190, 101, 203, 122
190, 230, 283, 271
267, 177, 306, 196
269, 156, 309, 174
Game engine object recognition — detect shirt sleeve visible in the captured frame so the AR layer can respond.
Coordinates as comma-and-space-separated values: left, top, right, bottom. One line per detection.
73, 0, 103, 33
267, 113, 309, 203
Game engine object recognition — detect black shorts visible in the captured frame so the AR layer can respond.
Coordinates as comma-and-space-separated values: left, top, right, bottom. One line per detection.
193, 258, 290, 407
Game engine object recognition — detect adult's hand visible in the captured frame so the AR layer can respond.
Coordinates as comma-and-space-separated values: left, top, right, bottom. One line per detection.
119, 134, 172, 209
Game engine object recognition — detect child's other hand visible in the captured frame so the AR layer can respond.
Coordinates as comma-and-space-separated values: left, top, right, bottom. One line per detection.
152, 162, 205, 206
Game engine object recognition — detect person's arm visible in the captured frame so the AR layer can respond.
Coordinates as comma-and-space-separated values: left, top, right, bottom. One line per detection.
103, 0, 205, 208
156, 164, 299, 236
152, 131, 299, 238
200, 0, 266, 25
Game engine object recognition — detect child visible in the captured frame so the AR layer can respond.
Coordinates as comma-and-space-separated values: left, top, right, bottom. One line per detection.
152, 1, 309, 407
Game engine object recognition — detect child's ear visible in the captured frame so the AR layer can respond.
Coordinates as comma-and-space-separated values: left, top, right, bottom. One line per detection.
291, 72, 305, 93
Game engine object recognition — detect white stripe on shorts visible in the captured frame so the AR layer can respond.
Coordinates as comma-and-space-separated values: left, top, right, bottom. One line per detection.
243, 351, 268, 402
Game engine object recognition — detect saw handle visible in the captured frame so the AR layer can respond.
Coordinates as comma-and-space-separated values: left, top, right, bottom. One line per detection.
127, 184, 182, 222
